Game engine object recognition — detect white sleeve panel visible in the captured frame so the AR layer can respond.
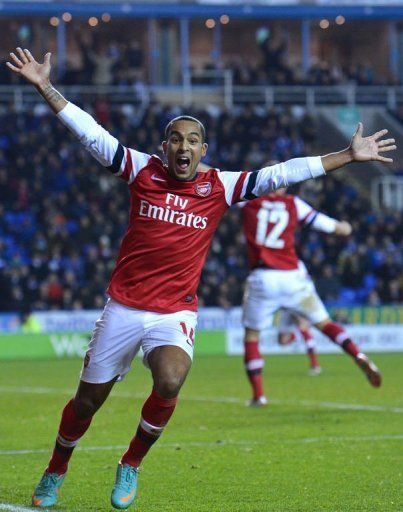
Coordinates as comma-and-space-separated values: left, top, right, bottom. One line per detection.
311, 212, 338, 233
57, 102, 150, 181
294, 196, 316, 223
294, 196, 337, 232
217, 157, 324, 205
217, 170, 248, 206
252, 157, 325, 197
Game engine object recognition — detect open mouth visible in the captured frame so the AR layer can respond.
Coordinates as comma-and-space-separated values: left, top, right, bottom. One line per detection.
176, 156, 191, 172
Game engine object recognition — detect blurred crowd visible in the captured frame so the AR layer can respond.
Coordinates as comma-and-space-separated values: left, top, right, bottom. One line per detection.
189, 34, 396, 88
0, 35, 145, 87
0, 101, 401, 312
62, 37, 145, 87
227, 34, 386, 87
1, 24, 398, 88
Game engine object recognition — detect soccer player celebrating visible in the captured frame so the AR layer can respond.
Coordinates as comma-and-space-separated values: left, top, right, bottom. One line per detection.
6, 48, 396, 509
241, 188, 382, 407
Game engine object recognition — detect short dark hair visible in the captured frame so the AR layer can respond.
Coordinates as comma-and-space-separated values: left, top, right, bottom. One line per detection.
164, 115, 206, 142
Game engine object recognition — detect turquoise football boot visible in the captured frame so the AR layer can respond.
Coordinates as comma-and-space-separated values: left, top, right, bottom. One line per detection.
111, 463, 138, 509
32, 471, 66, 507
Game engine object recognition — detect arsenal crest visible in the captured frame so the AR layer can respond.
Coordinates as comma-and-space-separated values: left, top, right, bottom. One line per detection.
195, 182, 212, 197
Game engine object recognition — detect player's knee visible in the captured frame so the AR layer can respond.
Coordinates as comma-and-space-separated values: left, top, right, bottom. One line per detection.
244, 328, 260, 342
278, 332, 295, 345
74, 393, 103, 418
154, 373, 184, 398
315, 318, 330, 331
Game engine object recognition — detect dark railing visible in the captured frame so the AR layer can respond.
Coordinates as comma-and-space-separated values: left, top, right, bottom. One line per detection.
2, 79, 403, 110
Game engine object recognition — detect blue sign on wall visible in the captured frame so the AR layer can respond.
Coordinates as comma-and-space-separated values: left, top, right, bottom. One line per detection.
0, 314, 21, 333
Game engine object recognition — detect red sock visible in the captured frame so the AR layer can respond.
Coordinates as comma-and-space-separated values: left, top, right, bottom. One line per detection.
321, 322, 360, 358
121, 388, 178, 468
47, 399, 92, 475
300, 328, 319, 368
244, 339, 265, 399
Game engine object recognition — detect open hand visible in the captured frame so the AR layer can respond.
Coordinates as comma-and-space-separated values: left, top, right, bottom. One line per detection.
6, 48, 51, 87
350, 123, 396, 163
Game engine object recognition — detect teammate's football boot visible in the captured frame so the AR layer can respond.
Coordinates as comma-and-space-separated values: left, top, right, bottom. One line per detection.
111, 463, 139, 509
246, 396, 268, 407
308, 366, 322, 376
355, 353, 382, 387
32, 471, 66, 507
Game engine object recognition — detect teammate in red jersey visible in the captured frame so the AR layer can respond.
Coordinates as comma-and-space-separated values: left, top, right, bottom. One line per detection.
241, 188, 382, 407
7, 48, 396, 509
276, 309, 322, 375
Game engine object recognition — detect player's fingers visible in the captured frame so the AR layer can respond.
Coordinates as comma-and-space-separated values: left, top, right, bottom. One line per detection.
23, 48, 35, 62
9, 52, 24, 68
378, 138, 395, 147
376, 155, 394, 163
44, 52, 52, 65
353, 122, 363, 138
16, 47, 28, 64
5, 62, 21, 73
378, 145, 397, 152
371, 129, 388, 141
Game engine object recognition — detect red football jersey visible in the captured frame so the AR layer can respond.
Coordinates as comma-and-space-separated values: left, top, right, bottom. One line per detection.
57, 102, 325, 313
242, 193, 318, 271
108, 153, 250, 313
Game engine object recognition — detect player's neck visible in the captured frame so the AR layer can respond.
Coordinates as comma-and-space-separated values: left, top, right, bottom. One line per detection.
166, 169, 199, 182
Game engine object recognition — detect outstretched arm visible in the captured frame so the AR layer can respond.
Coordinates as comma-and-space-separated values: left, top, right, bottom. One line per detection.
219, 122, 396, 204
322, 122, 396, 170
6, 48, 67, 113
255, 122, 396, 193
295, 197, 352, 236
7, 48, 150, 183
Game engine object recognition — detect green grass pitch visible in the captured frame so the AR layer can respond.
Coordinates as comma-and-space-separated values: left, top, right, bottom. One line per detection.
0, 353, 402, 511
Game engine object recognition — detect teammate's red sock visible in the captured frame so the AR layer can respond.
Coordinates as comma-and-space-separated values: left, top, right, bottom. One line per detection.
121, 388, 178, 468
47, 399, 92, 475
300, 328, 319, 368
244, 339, 265, 399
321, 322, 360, 358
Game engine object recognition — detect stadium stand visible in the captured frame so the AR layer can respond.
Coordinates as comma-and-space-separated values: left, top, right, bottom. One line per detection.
0, 102, 401, 312
0, 19, 396, 88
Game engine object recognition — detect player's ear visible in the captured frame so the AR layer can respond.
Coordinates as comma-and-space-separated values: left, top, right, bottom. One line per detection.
162, 140, 167, 155
201, 142, 208, 157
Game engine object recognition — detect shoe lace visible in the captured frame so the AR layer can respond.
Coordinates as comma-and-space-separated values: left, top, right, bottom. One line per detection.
120, 465, 137, 492
38, 473, 59, 495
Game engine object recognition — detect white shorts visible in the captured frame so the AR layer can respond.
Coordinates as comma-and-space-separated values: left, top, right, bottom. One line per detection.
242, 263, 329, 331
81, 298, 197, 384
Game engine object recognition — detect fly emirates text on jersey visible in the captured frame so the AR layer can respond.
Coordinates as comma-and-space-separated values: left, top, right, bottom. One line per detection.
138, 193, 208, 230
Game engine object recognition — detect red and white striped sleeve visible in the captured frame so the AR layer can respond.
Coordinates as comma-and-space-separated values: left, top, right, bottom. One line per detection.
294, 196, 337, 233
218, 157, 326, 205
57, 102, 150, 185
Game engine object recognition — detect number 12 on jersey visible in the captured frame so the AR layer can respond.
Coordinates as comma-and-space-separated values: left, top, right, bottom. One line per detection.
255, 201, 289, 249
